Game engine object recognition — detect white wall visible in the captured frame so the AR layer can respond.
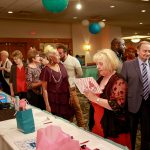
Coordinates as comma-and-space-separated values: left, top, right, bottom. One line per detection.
0, 19, 122, 63
71, 23, 122, 63
0, 19, 71, 38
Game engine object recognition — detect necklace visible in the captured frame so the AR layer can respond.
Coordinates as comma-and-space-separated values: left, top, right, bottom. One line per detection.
51, 69, 62, 83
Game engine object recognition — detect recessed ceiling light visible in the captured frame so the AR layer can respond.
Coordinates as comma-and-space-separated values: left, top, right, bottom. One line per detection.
8, 11, 13, 14
110, 5, 115, 8
102, 19, 106, 22
76, 3, 82, 10
141, 0, 149, 1
131, 38, 141, 43
139, 22, 143, 25
141, 10, 146, 12
73, 16, 78, 19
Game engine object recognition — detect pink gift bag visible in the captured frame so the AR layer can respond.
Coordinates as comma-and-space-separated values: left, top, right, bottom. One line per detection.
36, 125, 80, 150
19, 99, 27, 110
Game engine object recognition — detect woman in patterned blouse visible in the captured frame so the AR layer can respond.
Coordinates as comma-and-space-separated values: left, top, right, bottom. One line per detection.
84, 49, 131, 149
26, 48, 45, 110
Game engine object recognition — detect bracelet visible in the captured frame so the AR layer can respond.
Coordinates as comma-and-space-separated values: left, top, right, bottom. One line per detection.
96, 98, 101, 103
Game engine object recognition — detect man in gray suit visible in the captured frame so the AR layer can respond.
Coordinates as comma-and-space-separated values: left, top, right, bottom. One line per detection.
121, 41, 150, 150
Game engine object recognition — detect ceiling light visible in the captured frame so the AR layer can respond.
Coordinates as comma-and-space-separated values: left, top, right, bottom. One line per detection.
110, 5, 115, 8
8, 11, 13, 14
122, 35, 150, 40
73, 16, 78, 19
102, 19, 106, 22
131, 38, 141, 43
76, 3, 82, 10
141, 0, 149, 1
141, 10, 146, 12
139, 22, 143, 25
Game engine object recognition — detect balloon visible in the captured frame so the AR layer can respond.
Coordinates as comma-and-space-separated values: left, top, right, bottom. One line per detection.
42, 0, 69, 13
81, 19, 89, 26
89, 23, 101, 34
98, 21, 105, 28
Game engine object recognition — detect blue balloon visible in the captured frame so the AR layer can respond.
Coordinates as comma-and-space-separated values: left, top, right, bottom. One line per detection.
89, 23, 101, 34
42, 0, 69, 13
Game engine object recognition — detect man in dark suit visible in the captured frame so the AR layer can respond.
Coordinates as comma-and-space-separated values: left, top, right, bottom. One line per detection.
121, 41, 150, 150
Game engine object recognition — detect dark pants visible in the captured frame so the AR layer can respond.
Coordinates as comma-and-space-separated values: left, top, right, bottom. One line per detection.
15, 92, 27, 99
27, 90, 45, 110
129, 98, 150, 150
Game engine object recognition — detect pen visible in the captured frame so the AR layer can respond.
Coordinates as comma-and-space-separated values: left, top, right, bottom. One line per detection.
43, 121, 52, 124
80, 140, 89, 145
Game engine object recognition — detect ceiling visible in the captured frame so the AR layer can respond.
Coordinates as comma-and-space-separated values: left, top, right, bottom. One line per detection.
0, 0, 150, 37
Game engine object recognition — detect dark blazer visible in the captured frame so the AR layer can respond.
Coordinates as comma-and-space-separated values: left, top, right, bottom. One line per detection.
121, 58, 144, 113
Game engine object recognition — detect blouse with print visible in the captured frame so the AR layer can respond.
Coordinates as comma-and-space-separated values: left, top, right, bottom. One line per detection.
26, 65, 41, 91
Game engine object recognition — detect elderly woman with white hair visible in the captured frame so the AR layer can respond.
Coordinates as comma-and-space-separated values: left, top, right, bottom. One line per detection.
84, 49, 131, 149
0, 50, 12, 94
40, 45, 74, 121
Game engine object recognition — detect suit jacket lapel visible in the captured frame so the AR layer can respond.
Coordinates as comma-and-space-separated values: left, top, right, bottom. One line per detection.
133, 58, 142, 83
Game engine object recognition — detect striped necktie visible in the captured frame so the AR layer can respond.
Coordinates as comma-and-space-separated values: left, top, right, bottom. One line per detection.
142, 63, 149, 100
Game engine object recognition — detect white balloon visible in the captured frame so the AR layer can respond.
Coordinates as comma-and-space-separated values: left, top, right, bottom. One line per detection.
98, 21, 105, 28
81, 19, 89, 26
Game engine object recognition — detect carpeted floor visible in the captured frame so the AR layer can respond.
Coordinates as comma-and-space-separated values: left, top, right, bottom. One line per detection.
73, 90, 141, 150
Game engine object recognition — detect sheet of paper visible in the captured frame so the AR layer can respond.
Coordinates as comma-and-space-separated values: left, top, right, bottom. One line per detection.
14, 138, 36, 150
74, 77, 101, 94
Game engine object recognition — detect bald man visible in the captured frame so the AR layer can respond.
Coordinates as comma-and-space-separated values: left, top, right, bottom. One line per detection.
111, 38, 126, 62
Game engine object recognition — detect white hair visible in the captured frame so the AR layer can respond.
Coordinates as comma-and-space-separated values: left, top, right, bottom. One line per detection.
0, 50, 9, 57
44, 45, 57, 55
93, 49, 121, 72
44, 45, 59, 63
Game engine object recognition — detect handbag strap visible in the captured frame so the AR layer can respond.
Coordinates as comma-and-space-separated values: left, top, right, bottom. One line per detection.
5, 61, 8, 69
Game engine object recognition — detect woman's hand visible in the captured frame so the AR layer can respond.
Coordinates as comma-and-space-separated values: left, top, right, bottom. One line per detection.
0, 67, 5, 70
84, 90, 98, 103
46, 105, 51, 112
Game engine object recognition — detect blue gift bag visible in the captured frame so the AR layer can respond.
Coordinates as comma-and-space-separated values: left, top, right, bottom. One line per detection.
16, 109, 35, 134
0, 92, 8, 103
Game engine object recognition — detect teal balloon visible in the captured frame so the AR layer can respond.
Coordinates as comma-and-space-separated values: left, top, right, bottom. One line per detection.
42, 0, 69, 13
89, 23, 101, 34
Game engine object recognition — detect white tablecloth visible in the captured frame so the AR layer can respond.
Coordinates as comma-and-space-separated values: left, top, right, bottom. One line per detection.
0, 106, 128, 150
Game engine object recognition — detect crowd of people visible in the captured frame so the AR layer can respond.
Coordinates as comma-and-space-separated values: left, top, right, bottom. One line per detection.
0, 39, 150, 150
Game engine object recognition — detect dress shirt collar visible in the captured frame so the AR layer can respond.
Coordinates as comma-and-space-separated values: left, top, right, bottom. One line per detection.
138, 57, 149, 67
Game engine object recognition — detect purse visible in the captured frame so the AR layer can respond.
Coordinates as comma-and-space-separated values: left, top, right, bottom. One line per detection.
3, 62, 10, 78
0, 92, 10, 109
4, 70, 10, 78
16, 109, 35, 134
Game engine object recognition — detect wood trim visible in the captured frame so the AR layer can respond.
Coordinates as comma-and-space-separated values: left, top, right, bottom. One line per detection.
0, 38, 73, 58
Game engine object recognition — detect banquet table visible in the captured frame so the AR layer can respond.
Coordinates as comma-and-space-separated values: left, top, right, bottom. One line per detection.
0, 106, 128, 150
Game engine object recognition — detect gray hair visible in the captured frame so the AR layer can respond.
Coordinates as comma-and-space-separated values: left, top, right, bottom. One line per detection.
0, 50, 9, 57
